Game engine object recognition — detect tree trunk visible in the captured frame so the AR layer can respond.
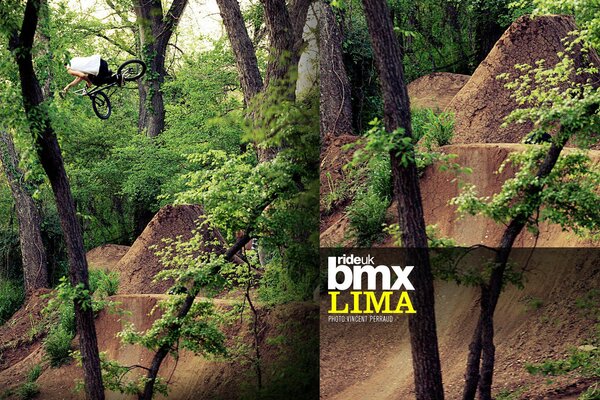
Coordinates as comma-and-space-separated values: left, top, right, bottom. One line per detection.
462, 316, 483, 400
215, 0, 264, 105
8, 1, 105, 398
361, 0, 444, 398
262, 0, 298, 89
133, 0, 188, 137
0, 131, 48, 295
318, 1, 353, 137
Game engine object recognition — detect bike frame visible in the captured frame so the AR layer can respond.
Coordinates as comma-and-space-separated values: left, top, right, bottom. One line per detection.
74, 82, 118, 98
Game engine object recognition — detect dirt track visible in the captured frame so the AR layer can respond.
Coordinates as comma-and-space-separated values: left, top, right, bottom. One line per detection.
320, 249, 600, 399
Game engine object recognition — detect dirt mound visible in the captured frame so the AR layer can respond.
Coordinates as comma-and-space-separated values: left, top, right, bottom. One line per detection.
0, 288, 50, 384
407, 72, 470, 111
320, 249, 600, 399
86, 244, 130, 271
447, 15, 600, 144
321, 144, 600, 247
320, 133, 359, 220
115, 205, 225, 294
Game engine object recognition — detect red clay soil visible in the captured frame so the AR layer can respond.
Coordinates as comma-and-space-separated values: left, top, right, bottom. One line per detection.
407, 72, 470, 112
86, 244, 130, 271
320, 249, 600, 400
447, 15, 600, 144
321, 144, 600, 248
114, 204, 226, 294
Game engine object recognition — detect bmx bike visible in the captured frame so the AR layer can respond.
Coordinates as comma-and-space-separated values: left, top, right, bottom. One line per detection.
74, 59, 146, 120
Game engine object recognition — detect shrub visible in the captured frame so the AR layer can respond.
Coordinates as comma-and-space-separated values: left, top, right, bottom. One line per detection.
0, 279, 25, 325
44, 325, 73, 367
346, 189, 388, 246
412, 109, 455, 150
15, 382, 39, 400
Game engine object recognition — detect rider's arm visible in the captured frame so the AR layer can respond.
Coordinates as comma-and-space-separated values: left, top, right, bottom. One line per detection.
63, 77, 83, 93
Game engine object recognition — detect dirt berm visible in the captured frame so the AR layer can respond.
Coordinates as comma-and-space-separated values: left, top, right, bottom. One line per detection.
447, 15, 600, 144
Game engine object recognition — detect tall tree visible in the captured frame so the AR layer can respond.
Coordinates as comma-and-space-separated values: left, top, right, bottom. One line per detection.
361, 0, 445, 398
133, 0, 188, 137
0, 131, 48, 295
318, 1, 353, 137
4, 0, 104, 398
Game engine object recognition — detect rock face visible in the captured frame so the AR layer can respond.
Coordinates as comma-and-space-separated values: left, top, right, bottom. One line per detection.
115, 204, 225, 294
447, 15, 600, 144
407, 72, 470, 111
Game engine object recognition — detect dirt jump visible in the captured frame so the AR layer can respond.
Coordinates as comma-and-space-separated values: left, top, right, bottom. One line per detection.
319, 14, 600, 400
320, 248, 599, 399
447, 15, 600, 144
113, 204, 226, 294
0, 203, 318, 399
407, 72, 470, 112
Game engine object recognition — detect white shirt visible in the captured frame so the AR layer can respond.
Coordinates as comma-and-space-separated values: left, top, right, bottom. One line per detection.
69, 55, 101, 75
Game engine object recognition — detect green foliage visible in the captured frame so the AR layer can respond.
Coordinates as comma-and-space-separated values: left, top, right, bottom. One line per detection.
15, 382, 39, 400
44, 325, 73, 367
26, 364, 42, 383
412, 109, 455, 150
525, 346, 599, 377
522, 295, 544, 311
43, 270, 119, 367
346, 189, 388, 246
0, 278, 25, 324
579, 384, 600, 400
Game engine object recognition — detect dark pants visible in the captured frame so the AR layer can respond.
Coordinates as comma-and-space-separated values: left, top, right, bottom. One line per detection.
89, 59, 115, 86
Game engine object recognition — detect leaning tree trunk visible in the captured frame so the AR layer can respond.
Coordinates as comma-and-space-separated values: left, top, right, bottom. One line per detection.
0, 131, 48, 295
463, 133, 571, 400
8, 0, 105, 398
361, 0, 445, 398
318, 1, 353, 138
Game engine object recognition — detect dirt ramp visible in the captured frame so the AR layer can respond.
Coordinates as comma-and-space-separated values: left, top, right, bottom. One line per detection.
115, 204, 225, 294
86, 244, 130, 271
447, 15, 599, 144
419, 144, 600, 247
407, 72, 470, 111
34, 295, 318, 400
321, 144, 600, 247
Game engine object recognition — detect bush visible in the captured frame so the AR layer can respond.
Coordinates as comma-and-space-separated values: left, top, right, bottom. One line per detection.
15, 382, 39, 400
412, 109, 455, 150
346, 189, 388, 246
89, 269, 119, 297
0, 279, 25, 325
44, 325, 73, 367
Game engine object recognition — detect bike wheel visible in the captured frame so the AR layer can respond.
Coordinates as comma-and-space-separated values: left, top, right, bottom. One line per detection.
91, 91, 111, 120
117, 59, 147, 81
